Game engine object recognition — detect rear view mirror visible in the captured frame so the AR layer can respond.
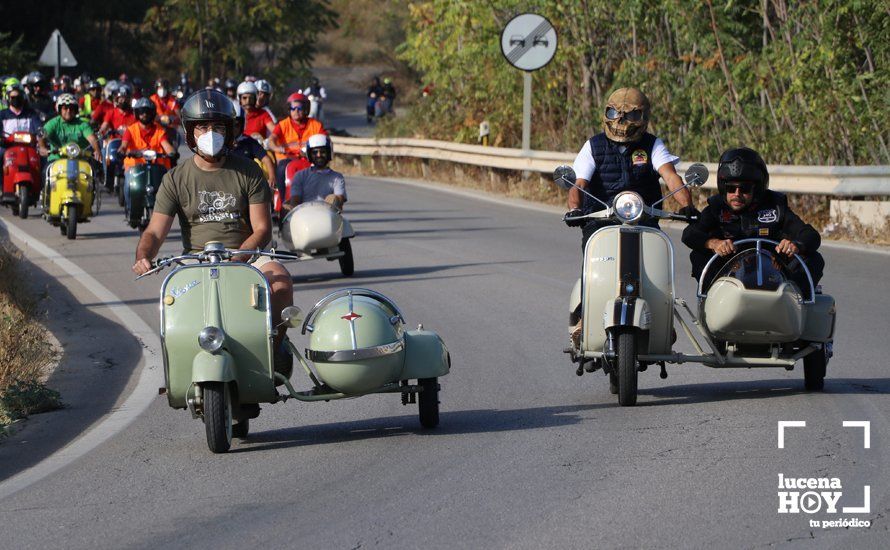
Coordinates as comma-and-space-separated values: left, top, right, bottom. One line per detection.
280, 306, 303, 328
553, 165, 576, 190
684, 164, 709, 187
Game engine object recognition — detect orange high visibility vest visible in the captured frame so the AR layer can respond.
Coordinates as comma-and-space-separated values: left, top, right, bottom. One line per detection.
123, 122, 171, 169
274, 117, 324, 157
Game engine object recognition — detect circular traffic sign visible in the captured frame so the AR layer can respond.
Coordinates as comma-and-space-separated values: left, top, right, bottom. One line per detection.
500, 13, 558, 72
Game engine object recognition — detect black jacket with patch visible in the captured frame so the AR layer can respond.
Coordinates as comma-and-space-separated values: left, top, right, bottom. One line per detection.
682, 190, 821, 254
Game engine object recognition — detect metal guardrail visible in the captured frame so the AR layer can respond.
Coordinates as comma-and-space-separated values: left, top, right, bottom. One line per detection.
332, 136, 890, 196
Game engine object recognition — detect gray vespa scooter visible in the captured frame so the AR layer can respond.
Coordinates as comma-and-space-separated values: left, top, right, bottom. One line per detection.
556, 164, 835, 406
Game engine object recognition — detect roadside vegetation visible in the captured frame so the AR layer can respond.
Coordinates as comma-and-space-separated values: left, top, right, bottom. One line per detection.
0, 240, 61, 435
381, 1, 888, 167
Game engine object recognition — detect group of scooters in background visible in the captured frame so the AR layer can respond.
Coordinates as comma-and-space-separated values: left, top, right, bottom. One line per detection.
1, 70, 353, 254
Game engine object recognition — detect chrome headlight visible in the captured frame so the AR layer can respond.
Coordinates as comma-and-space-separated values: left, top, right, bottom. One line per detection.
614, 192, 644, 223
198, 326, 226, 353
65, 143, 81, 158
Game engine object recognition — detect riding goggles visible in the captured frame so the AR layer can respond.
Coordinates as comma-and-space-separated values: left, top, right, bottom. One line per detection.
605, 107, 644, 122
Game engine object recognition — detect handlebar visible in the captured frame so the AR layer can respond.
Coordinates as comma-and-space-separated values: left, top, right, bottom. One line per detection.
135, 247, 298, 280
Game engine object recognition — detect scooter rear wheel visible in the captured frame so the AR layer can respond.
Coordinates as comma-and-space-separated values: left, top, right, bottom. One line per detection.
418, 377, 439, 428
617, 330, 638, 406
203, 382, 233, 453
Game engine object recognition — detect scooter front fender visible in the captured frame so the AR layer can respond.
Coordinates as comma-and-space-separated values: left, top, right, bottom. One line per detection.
603, 297, 651, 331
192, 351, 236, 383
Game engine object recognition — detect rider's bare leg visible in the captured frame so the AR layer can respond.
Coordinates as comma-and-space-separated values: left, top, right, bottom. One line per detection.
259, 260, 294, 348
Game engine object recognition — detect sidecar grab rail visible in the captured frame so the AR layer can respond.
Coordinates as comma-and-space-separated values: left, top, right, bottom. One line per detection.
301, 288, 406, 334
696, 238, 816, 304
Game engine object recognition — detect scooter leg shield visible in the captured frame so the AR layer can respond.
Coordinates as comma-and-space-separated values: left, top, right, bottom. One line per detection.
192, 351, 236, 384
400, 330, 450, 380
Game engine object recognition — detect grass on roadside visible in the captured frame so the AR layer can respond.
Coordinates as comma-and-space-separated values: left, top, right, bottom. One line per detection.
0, 238, 61, 435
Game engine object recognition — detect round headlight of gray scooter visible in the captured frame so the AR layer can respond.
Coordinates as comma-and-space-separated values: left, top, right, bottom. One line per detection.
614, 191, 644, 223
198, 326, 226, 353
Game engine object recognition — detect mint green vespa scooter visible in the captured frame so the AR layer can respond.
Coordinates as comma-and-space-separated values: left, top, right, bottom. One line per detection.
139, 242, 450, 453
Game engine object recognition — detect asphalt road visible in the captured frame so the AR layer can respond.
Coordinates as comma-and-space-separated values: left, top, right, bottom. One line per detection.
0, 174, 887, 549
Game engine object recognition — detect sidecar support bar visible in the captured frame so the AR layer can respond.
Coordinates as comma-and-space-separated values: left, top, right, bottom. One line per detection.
673, 299, 726, 364
273, 374, 423, 402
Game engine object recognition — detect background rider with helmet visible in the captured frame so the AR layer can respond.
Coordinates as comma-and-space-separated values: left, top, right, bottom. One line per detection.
119, 97, 176, 169
267, 92, 325, 202
238, 80, 275, 140
98, 84, 136, 138
283, 133, 345, 212
682, 147, 824, 290
150, 78, 181, 145
254, 79, 277, 122
564, 87, 696, 249
91, 81, 118, 128
1, 82, 43, 145
23, 72, 54, 121
79, 80, 102, 119
132, 89, 295, 375
39, 93, 101, 163
231, 103, 276, 190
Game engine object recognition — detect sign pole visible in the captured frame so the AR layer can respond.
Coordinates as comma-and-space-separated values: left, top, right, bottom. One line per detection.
522, 71, 532, 152
55, 31, 60, 78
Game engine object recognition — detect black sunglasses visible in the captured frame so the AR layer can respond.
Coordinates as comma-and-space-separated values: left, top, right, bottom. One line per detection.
605, 106, 644, 122
725, 183, 755, 194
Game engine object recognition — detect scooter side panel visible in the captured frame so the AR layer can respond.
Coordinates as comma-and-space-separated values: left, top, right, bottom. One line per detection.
400, 330, 450, 380
582, 228, 619, 352
639, 229, 674, 354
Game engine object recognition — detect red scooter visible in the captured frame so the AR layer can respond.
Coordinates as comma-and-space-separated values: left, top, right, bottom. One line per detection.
2, 132, 42, 218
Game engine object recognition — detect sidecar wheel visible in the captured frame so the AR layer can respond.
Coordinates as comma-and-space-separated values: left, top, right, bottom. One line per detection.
339, 239, 354, 277
18, 187, 29, 219
418, 377, 439, 428
66, 207, 77, 240
803, 344, 827, 391
203, 382, 233, 453
232, 419, 249, 439
617, 330, 638, 406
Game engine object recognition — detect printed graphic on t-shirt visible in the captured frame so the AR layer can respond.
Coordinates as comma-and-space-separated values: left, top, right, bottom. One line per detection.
198, 191, 238, 222
757, 208, 778, 223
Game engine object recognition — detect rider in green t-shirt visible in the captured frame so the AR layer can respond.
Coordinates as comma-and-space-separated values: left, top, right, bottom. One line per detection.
38, 94, 101, 163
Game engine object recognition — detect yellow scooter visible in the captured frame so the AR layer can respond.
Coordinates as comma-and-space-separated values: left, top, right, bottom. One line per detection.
44, 143, 99, 239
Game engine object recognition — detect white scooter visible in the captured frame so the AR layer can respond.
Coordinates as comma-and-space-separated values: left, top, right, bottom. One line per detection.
277, 200, 356, 277
557, 164, 835, 406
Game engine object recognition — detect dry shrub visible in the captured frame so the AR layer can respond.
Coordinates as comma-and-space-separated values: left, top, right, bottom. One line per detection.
0, 240, 60, 430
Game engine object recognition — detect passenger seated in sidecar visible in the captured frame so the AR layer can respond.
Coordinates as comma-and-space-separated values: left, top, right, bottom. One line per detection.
682, 147, 824, 296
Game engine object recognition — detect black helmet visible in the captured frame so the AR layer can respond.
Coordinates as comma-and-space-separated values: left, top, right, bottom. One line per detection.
133, 97, 156, 122
180, 89, 237, 150
717, 147, 769, 197
224, 78, 237, 90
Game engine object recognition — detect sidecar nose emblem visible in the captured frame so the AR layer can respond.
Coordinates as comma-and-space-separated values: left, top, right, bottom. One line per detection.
341, 312, 362, 322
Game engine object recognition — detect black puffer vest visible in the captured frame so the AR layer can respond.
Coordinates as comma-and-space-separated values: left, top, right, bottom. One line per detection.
585, 132, 662, 212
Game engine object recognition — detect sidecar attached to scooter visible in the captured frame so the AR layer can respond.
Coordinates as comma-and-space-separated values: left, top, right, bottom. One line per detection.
144, 243, 448, 453
278, 200, 356, 276
556, 164, 835, 406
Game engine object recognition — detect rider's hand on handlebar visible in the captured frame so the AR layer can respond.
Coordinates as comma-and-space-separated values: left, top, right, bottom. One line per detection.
676, 205, 700, 222
707, 238, 736, 257
133, 258, 154, 276
775, 239, 799, 257
563, 209, 586, 227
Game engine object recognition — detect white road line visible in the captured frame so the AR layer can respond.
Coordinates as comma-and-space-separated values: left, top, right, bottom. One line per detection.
0, 218, 163, 500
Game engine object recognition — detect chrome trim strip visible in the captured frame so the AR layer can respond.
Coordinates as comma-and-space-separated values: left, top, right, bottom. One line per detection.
347, 290, 357, 350
306, 340, 404, 362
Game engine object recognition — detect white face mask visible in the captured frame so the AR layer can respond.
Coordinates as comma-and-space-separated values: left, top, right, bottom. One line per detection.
196, 131, 225, 157
157, 88, 167, 98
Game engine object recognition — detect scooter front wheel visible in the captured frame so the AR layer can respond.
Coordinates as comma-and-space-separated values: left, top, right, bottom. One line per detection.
18, 186, 29, 219
66, 207, 78, 240
203, 382, 233, 453
339, 239, 355, 277
617, 330, 638, 406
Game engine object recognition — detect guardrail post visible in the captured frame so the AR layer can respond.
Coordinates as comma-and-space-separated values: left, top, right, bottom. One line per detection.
421, 159, 430, 180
